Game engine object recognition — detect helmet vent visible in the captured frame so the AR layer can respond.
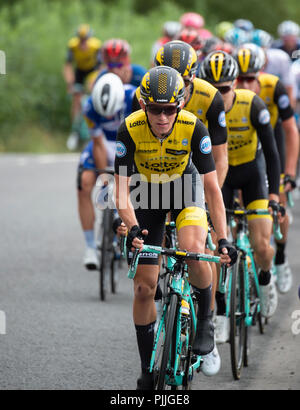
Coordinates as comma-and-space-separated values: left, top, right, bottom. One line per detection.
172, 49, 181, 70
158, 73, 168, 95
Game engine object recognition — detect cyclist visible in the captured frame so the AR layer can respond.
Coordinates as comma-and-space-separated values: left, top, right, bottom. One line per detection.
291, 58, 300, 129
233, 19, 254, 33
199, 51, 282, 330
215, 21, 234, 41
180, 11, 213, 40
273, 21, 300, 61
153, 40, 229, 375
150, 21, 182, 64
153, 40, 229, 186
114, 66, 237, 389
63, 24, 102, 149
251, 29, 297, 109
88, 39, 147, 91
180, 12, 205, 31
176, 28, 204, 58
224, 27, 249, 47
77, 73, 136, 269
234, 44, 299, 293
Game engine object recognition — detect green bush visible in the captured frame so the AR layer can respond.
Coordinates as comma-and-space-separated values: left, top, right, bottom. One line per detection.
0, 0, 299, 152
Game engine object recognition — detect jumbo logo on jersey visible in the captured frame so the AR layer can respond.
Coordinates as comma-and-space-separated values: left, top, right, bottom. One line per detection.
200, 136, 212, 154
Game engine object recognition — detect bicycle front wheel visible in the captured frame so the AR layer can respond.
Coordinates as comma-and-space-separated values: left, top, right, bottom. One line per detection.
230, 251, 246, 380
157, 293, 178, 390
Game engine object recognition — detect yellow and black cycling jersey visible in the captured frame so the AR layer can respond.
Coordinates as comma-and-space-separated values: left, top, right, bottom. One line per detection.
133, 79, 227, 146
258, 73, 294, 128
114, 109, 215, 183
66, 37, 102, 71
225, 89, 280, 195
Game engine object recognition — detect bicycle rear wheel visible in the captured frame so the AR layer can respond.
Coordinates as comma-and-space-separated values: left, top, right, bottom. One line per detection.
99, 208, 114, 301
230, 251, 246, 380
157, 293, 178, 390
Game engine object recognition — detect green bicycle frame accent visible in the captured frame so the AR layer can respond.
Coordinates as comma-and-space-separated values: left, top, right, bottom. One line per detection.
127, 243, 220, 388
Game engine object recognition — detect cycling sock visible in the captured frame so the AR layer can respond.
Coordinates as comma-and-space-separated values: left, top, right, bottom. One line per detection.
215, 291, 226, 316
84, 230, 96, 249
275, 242, 286, 265
259, 270, 271, 286
192, 285, 212, 320
135, 321, 156, 373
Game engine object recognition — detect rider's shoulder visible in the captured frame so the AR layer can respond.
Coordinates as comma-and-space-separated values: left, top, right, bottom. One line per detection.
68, 37, 80, 49
86, 37, 102, 49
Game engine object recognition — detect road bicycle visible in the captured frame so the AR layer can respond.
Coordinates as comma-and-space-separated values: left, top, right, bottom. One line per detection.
95, 169, 124, 301
128, 240, 222, 390
220, 208, 282, 380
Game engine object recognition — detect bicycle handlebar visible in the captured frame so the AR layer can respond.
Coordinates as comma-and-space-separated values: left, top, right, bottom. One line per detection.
128, 245, 221, 279
226, 208, 283, 241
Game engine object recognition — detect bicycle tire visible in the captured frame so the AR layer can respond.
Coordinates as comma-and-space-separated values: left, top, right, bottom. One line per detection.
99, 208, 114, 301
230, 251, 246, 380
157, 293, 178, 390
182, 297, 197, 390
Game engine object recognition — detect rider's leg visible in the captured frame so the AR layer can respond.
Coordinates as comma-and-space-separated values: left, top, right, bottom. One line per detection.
77, 169, 97, 249
176, 208, 215, 356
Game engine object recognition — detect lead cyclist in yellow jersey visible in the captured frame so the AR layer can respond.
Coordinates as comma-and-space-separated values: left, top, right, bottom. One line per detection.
133, 40, 228, 187
200, 51, 283, 322
234, 44, 299, 294
114, 66, 237, 389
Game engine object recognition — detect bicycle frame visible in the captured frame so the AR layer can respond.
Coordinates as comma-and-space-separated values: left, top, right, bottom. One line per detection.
225, 219, 260, 327
128, 244, 219, 388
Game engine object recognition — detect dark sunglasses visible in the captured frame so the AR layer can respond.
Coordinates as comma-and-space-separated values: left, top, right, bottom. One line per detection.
237, 76, 257, 83
108, 62, 124, 69
183, 78, 191, 87
146, 104, 178, 116
215, 85, 233, 94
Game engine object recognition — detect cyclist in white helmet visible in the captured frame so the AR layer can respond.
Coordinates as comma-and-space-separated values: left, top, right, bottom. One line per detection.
150, 21, 182, 65
251, 28, 298, 108
274, 20, 300, 60
77, 73, 136, 269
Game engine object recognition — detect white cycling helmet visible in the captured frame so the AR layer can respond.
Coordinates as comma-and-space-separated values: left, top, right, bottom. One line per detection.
278, 20, 300, 37
92, 73, 125, 117
163, 21, 182, 39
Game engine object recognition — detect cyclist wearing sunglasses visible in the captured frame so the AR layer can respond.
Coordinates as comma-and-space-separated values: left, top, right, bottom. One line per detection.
88, 39, 146, 90
153, 39, 231, 376
141, 40, 229, 188
234, 44, 299, 294
114, 66, 237, 389
200, 50, 282, 321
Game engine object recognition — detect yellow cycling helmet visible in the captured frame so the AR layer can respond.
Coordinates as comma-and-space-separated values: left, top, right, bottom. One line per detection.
233, 44, 266, 74
140, 66, 185, 104
199, 51, 239, 83
76, 24, 93, 39
155, 40, 198, 79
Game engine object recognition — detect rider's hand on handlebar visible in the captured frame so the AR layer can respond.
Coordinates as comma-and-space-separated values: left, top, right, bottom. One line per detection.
268, 199, 285, 223
283, 174, 297, 193
126, 225, 148, 252
218, 239, 238, 267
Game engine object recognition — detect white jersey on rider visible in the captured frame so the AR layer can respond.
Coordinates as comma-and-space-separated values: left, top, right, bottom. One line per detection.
265, 48, 297, 99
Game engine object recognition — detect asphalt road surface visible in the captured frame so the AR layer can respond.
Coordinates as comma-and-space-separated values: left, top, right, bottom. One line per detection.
0, 154, 299, 390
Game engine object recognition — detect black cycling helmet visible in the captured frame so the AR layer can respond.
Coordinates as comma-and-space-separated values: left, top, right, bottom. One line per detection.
155, 40, 198, 79
199, 51, 239, 84
140, 65, 185, 104
233, 44, 266, 74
